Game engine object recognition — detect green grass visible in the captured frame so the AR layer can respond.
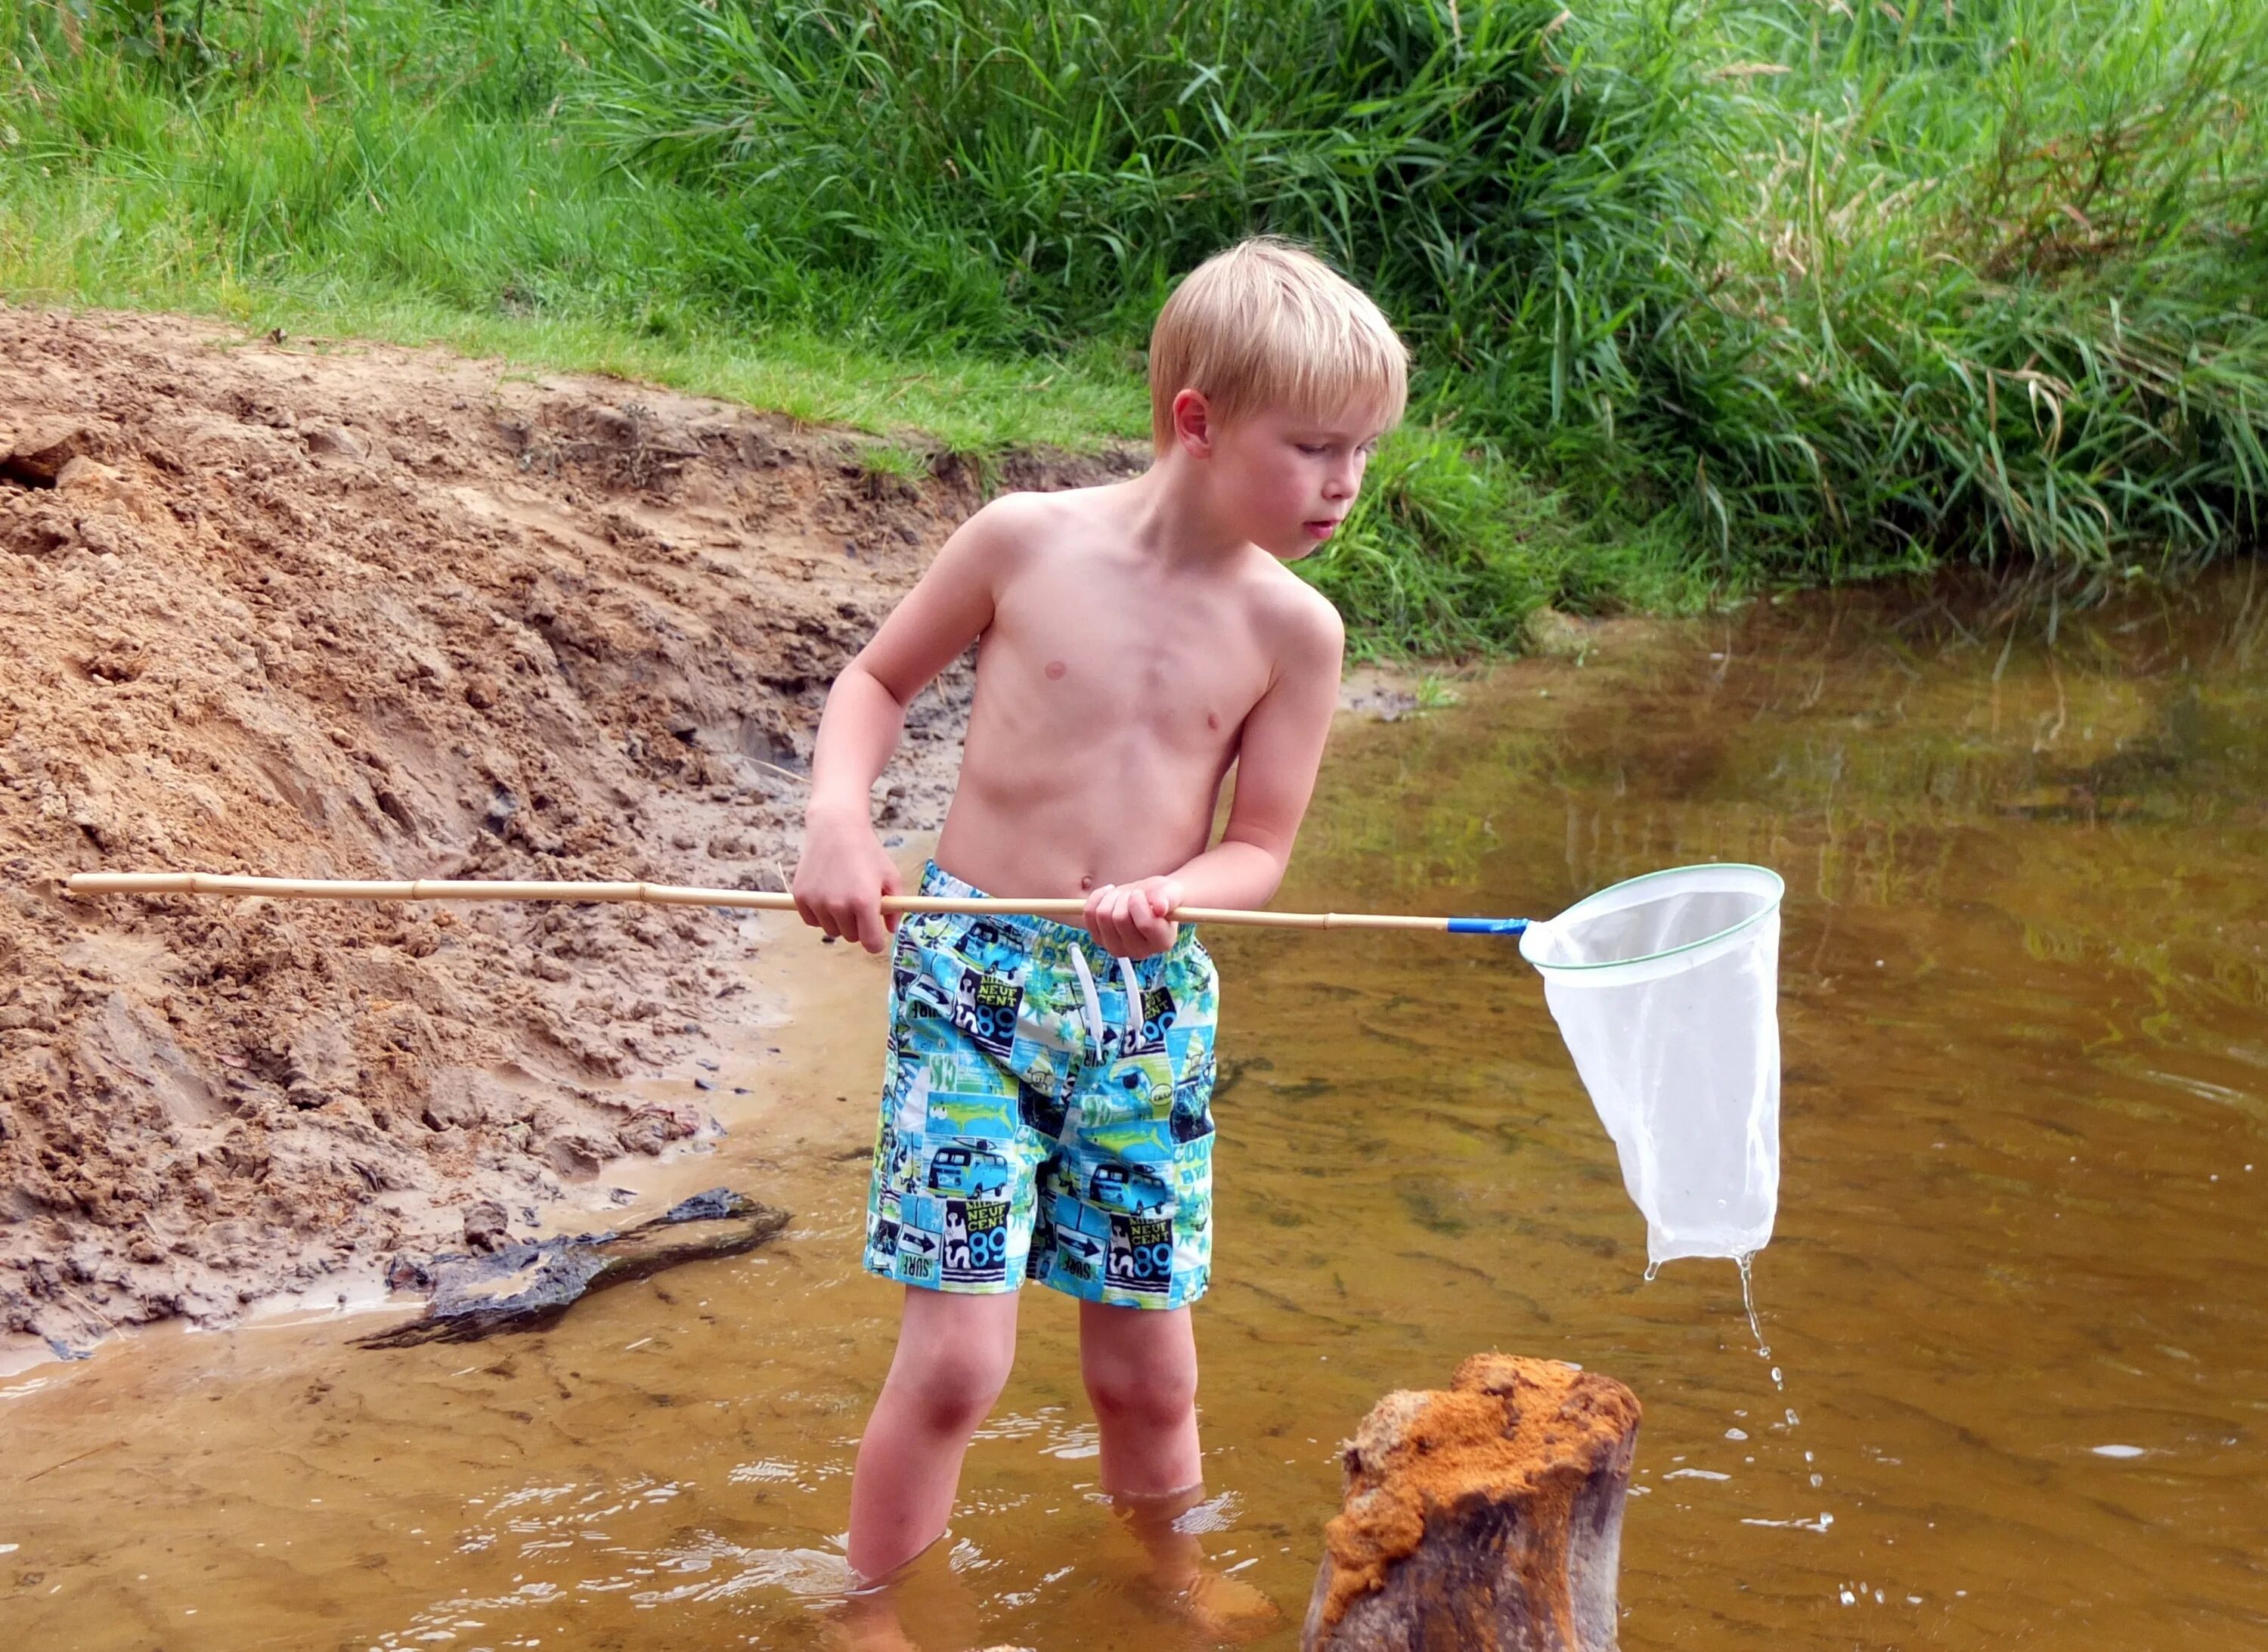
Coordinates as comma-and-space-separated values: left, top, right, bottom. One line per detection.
0, 1, 1143, 450
3, 0, 2263, 656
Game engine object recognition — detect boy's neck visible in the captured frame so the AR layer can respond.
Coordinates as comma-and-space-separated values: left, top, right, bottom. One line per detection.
1122, 449, 1254, 569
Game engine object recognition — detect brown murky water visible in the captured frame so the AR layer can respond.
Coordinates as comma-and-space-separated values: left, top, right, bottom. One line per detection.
7, 580, 2267, 1650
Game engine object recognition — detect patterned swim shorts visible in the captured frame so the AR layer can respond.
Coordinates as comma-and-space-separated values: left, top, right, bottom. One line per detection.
863, 861, 1219, 1310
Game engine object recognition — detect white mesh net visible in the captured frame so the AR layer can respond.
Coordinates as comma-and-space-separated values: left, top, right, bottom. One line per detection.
1520, 865, 1783, 1269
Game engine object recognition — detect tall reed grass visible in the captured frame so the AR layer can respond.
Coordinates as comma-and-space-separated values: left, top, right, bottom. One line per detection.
3, 0, 2263, 651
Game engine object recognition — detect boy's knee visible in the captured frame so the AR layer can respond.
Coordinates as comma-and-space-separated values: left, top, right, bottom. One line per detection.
897, 1339, 1014, 1436
1085, 1350, 1198, 1430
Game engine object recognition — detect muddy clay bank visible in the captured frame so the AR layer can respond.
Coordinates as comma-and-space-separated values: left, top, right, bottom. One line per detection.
0, 304, 1151, 1364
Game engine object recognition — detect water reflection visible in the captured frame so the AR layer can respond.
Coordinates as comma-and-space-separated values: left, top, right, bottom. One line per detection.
5, 578, 2266, 1649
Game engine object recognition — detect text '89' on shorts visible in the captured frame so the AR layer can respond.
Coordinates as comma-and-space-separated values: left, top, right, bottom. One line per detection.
863, 861, 1219, 1310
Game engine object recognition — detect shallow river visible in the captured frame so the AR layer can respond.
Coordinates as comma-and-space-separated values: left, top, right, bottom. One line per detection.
6, 581, 2267, 1650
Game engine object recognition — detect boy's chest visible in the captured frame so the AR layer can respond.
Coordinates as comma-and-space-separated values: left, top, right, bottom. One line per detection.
987, 566, 1271, 743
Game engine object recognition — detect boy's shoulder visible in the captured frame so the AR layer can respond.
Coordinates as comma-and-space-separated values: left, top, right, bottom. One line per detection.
959, 480, 1116, 541
976, 485, 1340, 622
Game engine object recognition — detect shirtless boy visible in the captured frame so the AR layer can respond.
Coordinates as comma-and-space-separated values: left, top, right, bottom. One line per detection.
793, 239, 1408, 1633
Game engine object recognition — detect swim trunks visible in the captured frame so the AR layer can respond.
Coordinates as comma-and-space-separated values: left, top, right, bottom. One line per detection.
862, 861, 1219, 1309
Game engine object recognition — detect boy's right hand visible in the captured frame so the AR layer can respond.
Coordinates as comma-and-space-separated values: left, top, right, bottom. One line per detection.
792, 807, 903, 953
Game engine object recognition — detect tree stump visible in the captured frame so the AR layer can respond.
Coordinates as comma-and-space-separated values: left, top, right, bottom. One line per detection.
1302, 1353, 1641, 1652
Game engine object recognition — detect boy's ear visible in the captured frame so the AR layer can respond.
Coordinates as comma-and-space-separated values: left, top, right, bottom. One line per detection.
1170, 389, 1215, 458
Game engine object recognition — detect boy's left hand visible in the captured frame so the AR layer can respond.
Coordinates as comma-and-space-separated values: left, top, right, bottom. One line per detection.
1084, 877, 1185, 959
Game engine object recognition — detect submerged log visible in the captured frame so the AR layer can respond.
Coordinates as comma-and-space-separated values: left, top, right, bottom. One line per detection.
1303, 1353, 1641, 1652
357, 1188, 790, 1347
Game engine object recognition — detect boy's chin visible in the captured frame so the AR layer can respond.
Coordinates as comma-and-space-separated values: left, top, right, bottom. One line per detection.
1267, 530, 1328, 563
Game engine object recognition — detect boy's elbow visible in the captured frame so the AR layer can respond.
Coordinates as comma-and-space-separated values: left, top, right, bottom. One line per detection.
830, 659, 910, 713
1222, 832, 1295, 898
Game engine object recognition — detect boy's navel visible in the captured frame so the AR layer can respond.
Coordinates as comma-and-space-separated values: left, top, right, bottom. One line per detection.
1207, 711, 1221, 730
1045, 660, 1067, 680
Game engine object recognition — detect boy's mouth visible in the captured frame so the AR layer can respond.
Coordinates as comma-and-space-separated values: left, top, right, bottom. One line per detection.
1303, 518, 1343, 542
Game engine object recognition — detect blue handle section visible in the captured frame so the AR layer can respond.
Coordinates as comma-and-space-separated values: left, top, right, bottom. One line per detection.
1447, 916, 1530, 937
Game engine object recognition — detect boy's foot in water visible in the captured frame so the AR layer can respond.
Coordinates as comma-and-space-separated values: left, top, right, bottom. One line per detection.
1152, 1564, 1281, 1643
1114, 1485, 1281, 1643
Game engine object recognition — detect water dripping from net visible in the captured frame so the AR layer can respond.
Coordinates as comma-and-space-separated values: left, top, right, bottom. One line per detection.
1643, 1255, 1781, 1390
1737, 1254, 1778, 1385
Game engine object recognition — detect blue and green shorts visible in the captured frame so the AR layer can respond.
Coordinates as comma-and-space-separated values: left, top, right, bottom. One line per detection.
863, 862, 1219, 1310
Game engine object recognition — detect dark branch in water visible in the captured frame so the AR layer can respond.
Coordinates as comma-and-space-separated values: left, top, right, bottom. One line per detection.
357, 1189, 792, 1349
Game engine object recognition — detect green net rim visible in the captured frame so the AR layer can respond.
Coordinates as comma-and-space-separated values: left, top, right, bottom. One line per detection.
1524, 862, 1786, 973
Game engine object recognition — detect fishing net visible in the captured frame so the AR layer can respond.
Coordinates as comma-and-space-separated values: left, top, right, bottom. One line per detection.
1519, 865, 1783, 1269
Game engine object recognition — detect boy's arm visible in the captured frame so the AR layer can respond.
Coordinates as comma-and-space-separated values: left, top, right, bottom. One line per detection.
796, 504, 1021, 951
1086, 591, 1346, 954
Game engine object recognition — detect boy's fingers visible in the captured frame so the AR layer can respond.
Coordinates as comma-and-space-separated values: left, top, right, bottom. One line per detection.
1095, 891, 1129, 954
856, 903, 891, 954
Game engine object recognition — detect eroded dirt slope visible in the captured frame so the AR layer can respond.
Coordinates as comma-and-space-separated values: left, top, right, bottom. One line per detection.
0, 303, 1133, 1358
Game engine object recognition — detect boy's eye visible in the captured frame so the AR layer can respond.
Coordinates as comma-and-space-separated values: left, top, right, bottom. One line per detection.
1296, 443, 1329, 457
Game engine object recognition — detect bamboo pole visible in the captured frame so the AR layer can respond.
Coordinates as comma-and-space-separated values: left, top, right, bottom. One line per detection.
65, 870, 1529, 936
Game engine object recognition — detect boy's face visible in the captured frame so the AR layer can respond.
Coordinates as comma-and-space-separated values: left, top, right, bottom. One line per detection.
1198, 397, 1388, 562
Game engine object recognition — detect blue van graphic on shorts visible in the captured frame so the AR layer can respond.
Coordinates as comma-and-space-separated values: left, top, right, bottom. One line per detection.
928, 1144, 1014, 1196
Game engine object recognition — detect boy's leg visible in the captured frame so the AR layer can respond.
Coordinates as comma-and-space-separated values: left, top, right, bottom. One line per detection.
1079, 1300, 1278, 1640
1078, 1299, 1201, 1495
847, 1285, 1021, 1582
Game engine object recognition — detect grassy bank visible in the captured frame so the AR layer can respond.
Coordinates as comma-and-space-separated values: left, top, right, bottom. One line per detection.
4, 1, 2263, 652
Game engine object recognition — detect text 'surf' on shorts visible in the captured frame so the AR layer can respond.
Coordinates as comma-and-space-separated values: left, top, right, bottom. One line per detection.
863, 861, 1219, 1310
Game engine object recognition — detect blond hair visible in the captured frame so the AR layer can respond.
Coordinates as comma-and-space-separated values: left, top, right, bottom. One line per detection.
1148, 238, 1409, 450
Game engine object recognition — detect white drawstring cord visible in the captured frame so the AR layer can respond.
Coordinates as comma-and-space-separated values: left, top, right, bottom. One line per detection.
1066, 945, 1150, 1055
1067, 946, 1107, 1054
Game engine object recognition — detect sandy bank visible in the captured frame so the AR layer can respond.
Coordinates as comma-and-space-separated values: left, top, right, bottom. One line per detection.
0, 303, 1149, 1362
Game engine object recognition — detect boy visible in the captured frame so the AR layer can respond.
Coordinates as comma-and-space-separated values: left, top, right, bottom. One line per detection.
795, 238, 1407, 1634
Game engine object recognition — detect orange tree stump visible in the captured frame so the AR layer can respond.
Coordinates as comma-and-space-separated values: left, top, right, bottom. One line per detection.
1302, 1353, 1642, 1651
